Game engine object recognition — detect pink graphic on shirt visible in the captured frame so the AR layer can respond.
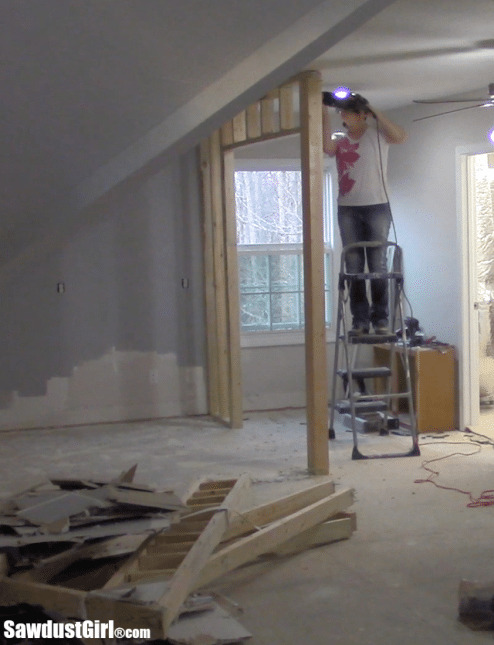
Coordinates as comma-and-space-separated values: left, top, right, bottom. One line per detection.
336, 139, 360, 196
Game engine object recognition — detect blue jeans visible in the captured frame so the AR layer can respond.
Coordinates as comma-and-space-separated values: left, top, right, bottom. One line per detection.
337, 203, 392, 328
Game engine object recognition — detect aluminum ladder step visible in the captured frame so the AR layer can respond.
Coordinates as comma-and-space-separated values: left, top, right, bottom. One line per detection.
335, 400, 388, 414
337, 366, 392, 380
346, 333, 398, 345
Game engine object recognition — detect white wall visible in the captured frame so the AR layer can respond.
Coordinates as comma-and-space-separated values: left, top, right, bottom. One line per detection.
388, 103, 494, 349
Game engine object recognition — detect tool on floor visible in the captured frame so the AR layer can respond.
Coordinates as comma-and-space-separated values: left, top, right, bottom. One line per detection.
328, 241, 420, 460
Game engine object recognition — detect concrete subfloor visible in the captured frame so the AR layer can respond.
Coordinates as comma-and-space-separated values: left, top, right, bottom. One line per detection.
2, 409, 494, 644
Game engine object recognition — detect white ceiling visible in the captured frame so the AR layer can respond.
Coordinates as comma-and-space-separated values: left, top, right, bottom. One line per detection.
1, 0, 494, 253
312, 0, 494, 109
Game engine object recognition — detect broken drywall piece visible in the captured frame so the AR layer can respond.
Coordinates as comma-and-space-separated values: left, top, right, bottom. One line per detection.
115, 463, 138, 483
88, 579, 171, 604
17, 491, 112, 526
105, 485, 186, 511
14, 489, 65, 510
0, 480, 52, 514
167, 602, 252, 644
39, 517, 70, 535
49, 479, 100, 490
0, 515, 172, 548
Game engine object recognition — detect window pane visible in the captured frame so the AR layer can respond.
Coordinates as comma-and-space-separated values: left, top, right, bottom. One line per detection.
239, 255, 269, 294
235, 170, 303, 245
271, 292, 302, 329
240, 293, 270, 331
235, 168, 334, 334
270, 254, 300, 292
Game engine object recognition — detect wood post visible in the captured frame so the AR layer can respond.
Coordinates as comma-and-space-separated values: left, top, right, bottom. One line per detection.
299, 71, 329, 475
222, 150, 243, 428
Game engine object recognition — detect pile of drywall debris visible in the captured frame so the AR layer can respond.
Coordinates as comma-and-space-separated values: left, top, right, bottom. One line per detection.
0, 465, 183, 551
0, 468, 355, 644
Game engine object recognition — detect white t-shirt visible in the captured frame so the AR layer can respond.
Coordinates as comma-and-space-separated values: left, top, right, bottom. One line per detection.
335, 125, 389, 206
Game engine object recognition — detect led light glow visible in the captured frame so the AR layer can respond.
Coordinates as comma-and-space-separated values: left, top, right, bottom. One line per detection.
489, 127, 494, 145
333, 86, 351, 100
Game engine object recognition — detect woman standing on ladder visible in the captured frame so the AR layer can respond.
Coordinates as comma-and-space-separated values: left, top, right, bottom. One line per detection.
322, 89, 408, 336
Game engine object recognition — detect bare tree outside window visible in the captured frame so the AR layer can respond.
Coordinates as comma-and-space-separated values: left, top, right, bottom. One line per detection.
235, 169, 332, 332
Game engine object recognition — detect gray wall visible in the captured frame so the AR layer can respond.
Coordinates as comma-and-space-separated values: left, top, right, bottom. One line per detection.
0, 150, 207, 429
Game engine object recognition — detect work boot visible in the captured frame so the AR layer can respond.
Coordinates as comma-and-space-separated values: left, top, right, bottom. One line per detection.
374, 320, 390, 334
348, 322, 370, 337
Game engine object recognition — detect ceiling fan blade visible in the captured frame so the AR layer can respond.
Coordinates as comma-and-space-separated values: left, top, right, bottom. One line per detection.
413, 104, 486, 122
413, 98, 486, 104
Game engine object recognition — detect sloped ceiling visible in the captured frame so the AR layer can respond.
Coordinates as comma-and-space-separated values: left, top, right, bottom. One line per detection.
1, 0, 494, 258
0, 0, 392, 239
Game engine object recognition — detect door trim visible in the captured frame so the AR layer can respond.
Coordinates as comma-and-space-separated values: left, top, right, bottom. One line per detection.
458, 144, 493, 430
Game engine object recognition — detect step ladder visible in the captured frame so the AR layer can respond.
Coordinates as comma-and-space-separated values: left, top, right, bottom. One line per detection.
328, 241, 420, 460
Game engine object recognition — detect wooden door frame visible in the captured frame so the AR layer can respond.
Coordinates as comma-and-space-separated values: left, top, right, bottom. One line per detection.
200, 71, 329, 475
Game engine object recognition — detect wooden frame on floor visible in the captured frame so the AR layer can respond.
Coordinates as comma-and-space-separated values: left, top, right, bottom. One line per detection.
200, 71, 329, 474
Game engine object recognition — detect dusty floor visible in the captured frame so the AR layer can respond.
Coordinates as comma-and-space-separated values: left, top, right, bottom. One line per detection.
2, 409, 494, 644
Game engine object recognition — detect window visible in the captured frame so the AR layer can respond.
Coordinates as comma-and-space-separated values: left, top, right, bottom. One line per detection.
235, 161, 334, 343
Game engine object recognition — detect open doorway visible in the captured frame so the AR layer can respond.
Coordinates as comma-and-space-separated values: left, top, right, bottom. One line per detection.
465, 152, 494, 435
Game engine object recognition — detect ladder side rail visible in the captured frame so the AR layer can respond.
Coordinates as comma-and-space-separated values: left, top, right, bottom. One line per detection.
339, 274, 361, 450
329, 255, 351, 438
328, 281, 346, 438
395, 289, 418, 446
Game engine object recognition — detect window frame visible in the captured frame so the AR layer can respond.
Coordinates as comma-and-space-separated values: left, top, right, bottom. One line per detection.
235, 158, 339, 347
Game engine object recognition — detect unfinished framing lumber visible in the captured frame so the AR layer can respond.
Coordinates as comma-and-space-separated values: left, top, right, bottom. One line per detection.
232, 112, 247, 143
220, 80, 300, 151
221, 121, 234, 147
274, 512, 356, 556
261, 90, 278, 134
96, 476, 251, 634
200, 140, 221, 418
102, 477, 248, 590
0, 480, 354, 640
156, 476, 251, 632
279, 82, 296, 130
223, 149, 243, 428
85, 595, 165, 636
200, 72, 329, 475
0, 577, 87, 618
12, 534, 147, 583
222, 477, 335, 541
299, 70, 328, 475
194, 487, 354, 590
203, 131, 230, 421
0, 553, 8, 577
0, 576, 166, 638
246, 102, 261, 139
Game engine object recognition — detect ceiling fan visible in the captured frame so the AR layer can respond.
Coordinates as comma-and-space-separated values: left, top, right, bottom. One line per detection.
413, 83, 494, 122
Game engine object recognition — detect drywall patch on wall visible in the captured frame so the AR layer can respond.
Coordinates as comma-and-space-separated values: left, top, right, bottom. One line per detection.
0, 349, 207, 431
